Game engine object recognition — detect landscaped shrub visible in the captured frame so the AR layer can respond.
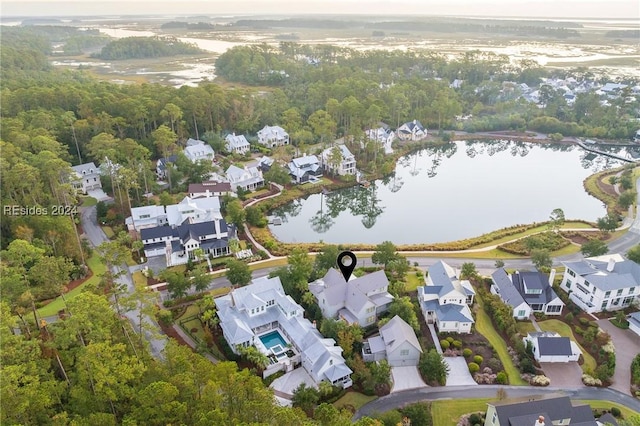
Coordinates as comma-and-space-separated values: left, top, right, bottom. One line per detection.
452, 340, 463, 349
156, 309, 174, 326
487, 358, 503, 372
469, 413, 484, 426
468, 362, 480, 373
565, 312, 574, 322
582, 374, 603, 387
463, 348, 473, 358
473, 355, 484, 365
610, 407, 621, 418
446, 337, 454, 343
496, 371, 508, 384
440, 339, 450, 350
519, 358, 537, 375
530, 375, 550, 386
579, 317, 590, 326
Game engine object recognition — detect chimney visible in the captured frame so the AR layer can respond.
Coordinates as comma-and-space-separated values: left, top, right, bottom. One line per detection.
548, 269, 556, 286
535, 415, 545, 426
312, 320, 317, 328
607, 257, 616, 272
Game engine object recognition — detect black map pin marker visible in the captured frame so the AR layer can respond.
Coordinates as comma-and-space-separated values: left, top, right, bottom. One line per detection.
337, 250, 357, 281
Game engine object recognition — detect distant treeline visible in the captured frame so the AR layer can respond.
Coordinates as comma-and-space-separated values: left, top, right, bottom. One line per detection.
233, 19, 357, 29
365, 21, 580, 38
160, 21, 217, 30
605, 30, 640, 38
93, 36, 203, 60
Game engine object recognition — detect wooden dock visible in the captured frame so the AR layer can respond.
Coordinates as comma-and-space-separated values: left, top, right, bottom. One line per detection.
575, 140, 638, 163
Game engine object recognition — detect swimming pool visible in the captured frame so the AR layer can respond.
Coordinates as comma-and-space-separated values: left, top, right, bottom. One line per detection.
259, 330, 287, 354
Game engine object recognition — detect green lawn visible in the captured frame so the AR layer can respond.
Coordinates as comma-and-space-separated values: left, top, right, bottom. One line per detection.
578, 400, 640, 418
536, 320, 597, 372
333, 391, 377, 411
38, 253, 106, 317
102, 226, 115, 239
81, 196, 97, 207
431, 398, 491, 426
516, 321, 536, 336
404, 269, 425, 292
132, 271, 147, 287
475, 298, 527, 385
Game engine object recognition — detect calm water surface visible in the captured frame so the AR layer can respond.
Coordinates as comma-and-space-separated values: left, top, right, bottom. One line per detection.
269, 140, 632, 245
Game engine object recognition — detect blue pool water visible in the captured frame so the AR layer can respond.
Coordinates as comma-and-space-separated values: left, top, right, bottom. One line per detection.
260, 330, 287, 352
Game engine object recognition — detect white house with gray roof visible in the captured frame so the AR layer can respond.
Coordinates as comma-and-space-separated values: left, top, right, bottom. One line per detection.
320, 145, 356, 176
225, 133, 251, 155
183, 138, 214, 164
288, 155, 322, 184
628, 311, 640, 337
523, 331, 581, 363
491, 268, 564, 318
215, 276, 352, 388
491, 268, 531, 320
71, 162, 102, 194
126, 196, 222, 231
257, 125, 289, 148
561, 254, 640, 313
484, 395, 605, 426
362, 316, 422, 366
225, 165, 264, 192
418, 261, 475, 333
309, 268, 394, 327
365, 125, 395, 154
396, 120, 427, 141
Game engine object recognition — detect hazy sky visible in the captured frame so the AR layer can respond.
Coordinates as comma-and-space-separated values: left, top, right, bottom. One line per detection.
2, 0, 639, 19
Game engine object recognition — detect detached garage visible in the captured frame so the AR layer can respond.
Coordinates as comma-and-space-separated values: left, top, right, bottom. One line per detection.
362, 316, 423, 367
524, 332, 581, 363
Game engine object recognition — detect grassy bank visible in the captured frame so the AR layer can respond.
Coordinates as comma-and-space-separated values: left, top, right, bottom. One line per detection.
431, 398, 492, 426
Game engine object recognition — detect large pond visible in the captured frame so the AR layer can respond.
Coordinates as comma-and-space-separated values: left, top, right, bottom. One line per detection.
269, 140, 636, 245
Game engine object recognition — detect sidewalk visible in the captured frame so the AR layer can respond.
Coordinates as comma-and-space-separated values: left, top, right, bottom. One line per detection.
171, 324, 218, 364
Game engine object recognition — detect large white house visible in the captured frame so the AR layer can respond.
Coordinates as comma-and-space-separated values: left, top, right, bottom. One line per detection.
491, 269, 564, 318
183, 138, 214, 163
225, 133, 251, 155
126, 196, 222, 231
523, 331, 581, 363
320, 145, 356, 176
396, 120, 427, 141
257, 125, 289, 148
365, 126, 395, 154
362, 316, 422, 366
215, 276, 353, 388
628, 311, 640, 337
309, 268, 394, 327
561, 254, 640, 313
418, 261, 475, 333
288, 155, 322, 184
225, 165, 265, 192
484, 396, 606, 426
71, 162, 102, 194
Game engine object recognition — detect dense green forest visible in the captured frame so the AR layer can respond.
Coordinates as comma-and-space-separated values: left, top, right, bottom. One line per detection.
94, 36, 204, 60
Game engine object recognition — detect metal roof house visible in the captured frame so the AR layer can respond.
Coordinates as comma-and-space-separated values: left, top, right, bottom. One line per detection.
491, 268, 564, 318
484, 395, 604, 426
362, 316, 422, 366
523, 331, 581, 363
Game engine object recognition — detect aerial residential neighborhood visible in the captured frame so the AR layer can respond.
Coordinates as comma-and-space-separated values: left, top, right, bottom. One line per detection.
3, 5, 640, 425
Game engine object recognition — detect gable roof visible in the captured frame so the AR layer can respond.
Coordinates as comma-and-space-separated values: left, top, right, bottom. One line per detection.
491, 268, 529, 309
379, 316, 422, 354
71, 162, 99, 176
512, 271, 561, 305
537, 336, 573, 356
225, 133, 250, 148
428, 260, 475, 299
189, 181, 232, 195
628, 311, 640, 328
491, 396, 596, 426
258, 125, 288, 139
563, 254, 640, 291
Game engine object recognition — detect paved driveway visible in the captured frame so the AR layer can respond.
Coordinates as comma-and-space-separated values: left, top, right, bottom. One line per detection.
444, 357, 477, 386
391, 366, 428, 392
598, 318, 640, 395
539, 362, 584, 388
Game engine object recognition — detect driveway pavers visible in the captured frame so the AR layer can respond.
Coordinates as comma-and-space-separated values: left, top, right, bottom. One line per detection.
539, 362, 584, 388
391, 366, 428, 392
444, 357, 478, 386
597, 318, 640, 395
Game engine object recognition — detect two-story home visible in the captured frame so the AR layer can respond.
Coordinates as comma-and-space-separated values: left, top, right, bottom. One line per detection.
365, 125, 395, 154
288, 155, 322, 184
491, 268, 564, 318
225, 133, 251, 155
183, 138, 214, 164
225, 165, 265, 192
362, 316, 422, 366
417, 261, 475, 334
257, 125, 289, 148
140, 218, 230, 265
188, 181, 234, 199
126, 196, 222, 231
628, 311, 640, 337
396, 120, 427, 141
485, 395, 609, 426
156, 154, 177, 179
215, 276, 352, 388
561, 253, 640, 313
320, 145, 356, 176
71, 162, 102, 194
309, 268, 394, 327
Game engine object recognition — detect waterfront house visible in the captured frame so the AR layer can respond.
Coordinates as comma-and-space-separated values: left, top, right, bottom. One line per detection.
396, 120, 427, 141
188, 181, 234, 199
490, 268, 531, 320
418, 261, 475, 334
309, 268, 394, 327
362, 316, 422, 366
320, 145, 356, 176
365, 125, 395, 154
225, 133, 251, 155
561, 254, 640, 313
71, 162, 102, 194
288, 155, 322, 184
215, 276, 353, 388
484, 395, 605, 426
126, 196, 222, 231
523, 331, 581, 363
257, 125, 289, 148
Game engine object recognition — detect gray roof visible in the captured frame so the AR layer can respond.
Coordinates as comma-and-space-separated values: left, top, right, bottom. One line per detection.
141, 225, 174, 241
427, 261, 474, 299
491, 396, 596, 426
537, 336, 573, 356
379, 316, 422, 354
628, 311, 640, 328
423, 299, 474, 323
597, 413, 619, 426
562, 254, 640, 291
491, 268, 527, 309
512, 271, 561, 306
71, 162, 99, 177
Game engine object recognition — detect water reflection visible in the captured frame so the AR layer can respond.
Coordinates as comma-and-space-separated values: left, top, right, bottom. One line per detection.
269, 140, 629, 244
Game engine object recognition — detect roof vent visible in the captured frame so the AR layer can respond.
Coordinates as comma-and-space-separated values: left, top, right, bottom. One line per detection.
607, 258, 616, 272
535, 415, 545, 426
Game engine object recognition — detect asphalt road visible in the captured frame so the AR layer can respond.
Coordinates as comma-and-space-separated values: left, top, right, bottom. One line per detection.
353, 385, 640, 419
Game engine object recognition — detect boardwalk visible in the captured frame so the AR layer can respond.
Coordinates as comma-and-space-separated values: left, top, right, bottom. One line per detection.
575, 140, 637, 163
